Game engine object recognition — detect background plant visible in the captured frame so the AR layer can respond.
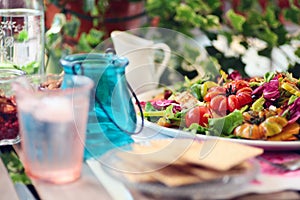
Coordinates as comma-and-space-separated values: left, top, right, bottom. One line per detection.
146, 0, 300, 78
45, 0, 108, 73
45, 0, 145, 73
45, 0, 300, 77
45, 13, 104, 73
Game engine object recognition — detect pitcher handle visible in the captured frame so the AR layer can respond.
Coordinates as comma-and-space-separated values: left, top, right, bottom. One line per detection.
95, 81, 144, 135
68, 53, 144, 135
152, 43, 171, 80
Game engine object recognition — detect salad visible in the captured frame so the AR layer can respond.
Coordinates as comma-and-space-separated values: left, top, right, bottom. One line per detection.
140, 71, 300, 141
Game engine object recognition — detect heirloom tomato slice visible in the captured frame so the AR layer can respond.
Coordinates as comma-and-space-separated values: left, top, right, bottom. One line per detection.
185, 106, 212, 127
204, 80, 253, 114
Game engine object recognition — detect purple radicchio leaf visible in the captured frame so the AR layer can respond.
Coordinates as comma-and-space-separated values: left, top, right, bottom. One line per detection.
252, 77, 280, 104
164, 90, 173, 99
263, 78, 280, 101
228, 70, 242, 80
288, 97, 300, 124
152, 100, 181, 112
252, 84, 264, 97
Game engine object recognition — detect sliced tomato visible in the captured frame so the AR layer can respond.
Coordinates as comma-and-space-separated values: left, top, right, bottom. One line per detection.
203, 87, 226, 102
209, 95, 227, 114
205, 80, 253, 114
236, 87, 252, 94
227, 95, 240, 112
185, 106, 212, 127
236, 92, 252, 105
225, 80, 249, 91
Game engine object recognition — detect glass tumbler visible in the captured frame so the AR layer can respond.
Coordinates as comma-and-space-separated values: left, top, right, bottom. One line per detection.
13, 74, 93, 184
0, 0, 45, 74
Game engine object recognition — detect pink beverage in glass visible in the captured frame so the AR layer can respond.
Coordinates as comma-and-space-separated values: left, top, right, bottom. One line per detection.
13, 74, 93, 184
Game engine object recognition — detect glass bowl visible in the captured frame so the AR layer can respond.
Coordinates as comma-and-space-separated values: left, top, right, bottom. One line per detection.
0, 69, 26, 145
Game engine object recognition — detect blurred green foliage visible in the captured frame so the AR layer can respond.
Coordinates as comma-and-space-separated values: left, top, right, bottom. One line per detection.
146, 0, 300, 77
146, 0, 221, 36
0, 151, 31, 185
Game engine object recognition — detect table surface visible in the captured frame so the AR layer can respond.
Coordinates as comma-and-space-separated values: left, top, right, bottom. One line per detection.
0, 139, 299, 200
0, 158, 20, 200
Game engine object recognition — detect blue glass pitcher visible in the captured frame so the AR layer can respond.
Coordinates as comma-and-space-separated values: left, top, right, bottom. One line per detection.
60, 51, 143, 159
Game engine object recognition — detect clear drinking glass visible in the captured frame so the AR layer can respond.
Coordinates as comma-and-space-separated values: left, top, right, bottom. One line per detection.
13, 74, 94, 184
0, 0, 45, 74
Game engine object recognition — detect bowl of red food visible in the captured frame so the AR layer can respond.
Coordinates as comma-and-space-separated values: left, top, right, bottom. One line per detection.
0, 69, 26, 145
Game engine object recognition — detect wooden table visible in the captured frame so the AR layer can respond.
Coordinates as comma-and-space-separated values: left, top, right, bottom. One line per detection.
12, 143, 113, 200
0, 158, 20, 200
0, 143, 299, 200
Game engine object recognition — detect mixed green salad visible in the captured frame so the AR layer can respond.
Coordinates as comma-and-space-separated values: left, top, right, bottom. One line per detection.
140, 71, 300, 141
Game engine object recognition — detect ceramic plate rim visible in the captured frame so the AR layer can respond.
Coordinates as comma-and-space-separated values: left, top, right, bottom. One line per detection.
0, 135, 21, 146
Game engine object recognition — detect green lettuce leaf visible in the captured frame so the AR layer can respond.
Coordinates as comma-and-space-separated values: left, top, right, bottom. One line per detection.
208, 110, 243, 136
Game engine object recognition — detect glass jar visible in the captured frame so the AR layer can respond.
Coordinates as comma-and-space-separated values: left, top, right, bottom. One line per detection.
0, 69, 26, 145
0, 0, 45, 74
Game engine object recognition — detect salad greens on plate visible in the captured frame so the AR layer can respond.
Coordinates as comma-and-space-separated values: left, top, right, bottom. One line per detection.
140, 70, 300, 141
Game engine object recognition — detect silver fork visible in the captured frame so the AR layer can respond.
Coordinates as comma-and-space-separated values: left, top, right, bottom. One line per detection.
258, 157, 300, 171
